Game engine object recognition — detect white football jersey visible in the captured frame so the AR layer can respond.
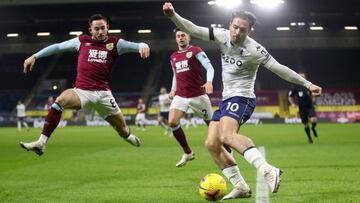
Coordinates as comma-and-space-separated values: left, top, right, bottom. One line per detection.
158, 94, 171, 112
16, 104, 26, 117
212, 28, 273, 99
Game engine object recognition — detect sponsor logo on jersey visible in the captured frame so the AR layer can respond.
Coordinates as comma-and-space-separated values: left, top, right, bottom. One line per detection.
186, 51, 193, 58
175, 60, 189, 73
106, 43, 114, 51
88, 49, 108, 63
85, 42, 91, 46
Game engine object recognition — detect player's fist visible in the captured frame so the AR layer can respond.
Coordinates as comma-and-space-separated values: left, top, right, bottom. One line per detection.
169, 90, 175, 99
202, 82, 213, 94
23, 55, 36, 74
309, 84, 322, 96
163, 2, 175, 17
139, 43, 150, 59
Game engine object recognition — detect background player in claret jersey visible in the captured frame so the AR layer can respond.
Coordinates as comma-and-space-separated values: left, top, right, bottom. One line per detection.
163, 2, 322, 199
16, 100, 29, 132
44, 96, 54, 111
135, 98, 147, 131
168, 28, 215, 167
288, 72, 319, 144
157, 87, 172, 135
20, 14, 150, 156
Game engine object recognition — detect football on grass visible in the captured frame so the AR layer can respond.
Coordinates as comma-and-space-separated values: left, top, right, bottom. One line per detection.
198, 173, 227, 201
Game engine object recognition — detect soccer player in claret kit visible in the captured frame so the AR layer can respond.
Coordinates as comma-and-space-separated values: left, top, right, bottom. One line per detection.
20, 14, 150, 155
135, 98, 147, 131
163, 2, 322, 199
288, 72, 319, 144
168, 28, 215, 167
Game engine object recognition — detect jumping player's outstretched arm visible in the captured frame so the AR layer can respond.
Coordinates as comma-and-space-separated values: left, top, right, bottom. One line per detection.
117, 39, 150, 59
163, 2, 210, 41
195, 52, 214, 94
23, 38, 80, 73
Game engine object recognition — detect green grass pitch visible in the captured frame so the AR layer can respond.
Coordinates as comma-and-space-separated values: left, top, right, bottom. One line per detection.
1, 124, 360, 202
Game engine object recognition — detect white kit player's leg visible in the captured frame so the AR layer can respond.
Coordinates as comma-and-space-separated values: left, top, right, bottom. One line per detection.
244, 147, 282, 193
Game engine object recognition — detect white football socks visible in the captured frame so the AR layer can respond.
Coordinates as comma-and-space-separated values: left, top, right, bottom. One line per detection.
38, 134, 48, 145
222, 165, 248, 187
243, 147, 271, 172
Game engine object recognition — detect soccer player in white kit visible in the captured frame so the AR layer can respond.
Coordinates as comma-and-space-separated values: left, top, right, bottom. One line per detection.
158, 87, 172, 135
16, 100, 29, 132
163, 3, 322, 199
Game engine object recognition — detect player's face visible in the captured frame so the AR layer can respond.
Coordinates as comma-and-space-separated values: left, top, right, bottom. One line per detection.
160, 87, 166, 94
89, 19, 109, 41
175, 31, 190, 49
229, 17, 250, 44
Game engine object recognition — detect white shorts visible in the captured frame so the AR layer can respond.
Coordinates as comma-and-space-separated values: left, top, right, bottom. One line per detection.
135, 113, 146, 124
170, 94, 213, 120
73, 88, 120, 118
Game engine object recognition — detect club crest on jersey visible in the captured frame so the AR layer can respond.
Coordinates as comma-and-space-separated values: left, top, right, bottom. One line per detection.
106, 43, 114, 51
186, 51, 193, 58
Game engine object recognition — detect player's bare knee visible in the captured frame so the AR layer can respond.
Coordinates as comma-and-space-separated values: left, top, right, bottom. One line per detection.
168, 120, 178, 128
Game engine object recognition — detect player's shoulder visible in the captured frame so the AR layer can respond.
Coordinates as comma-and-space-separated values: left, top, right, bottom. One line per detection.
213, 28, 229, 40
245, 36, 269, 57
78, 35, 91, 41
107, 35, 120, 43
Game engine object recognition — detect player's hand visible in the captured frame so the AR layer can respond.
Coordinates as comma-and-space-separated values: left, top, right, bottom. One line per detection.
309, 84, 322, 96
139, 43, 150, 59
163, 2, 175, 17
23, 55, 36, 73
202, 82, 213, 94
169, 90, 175, 99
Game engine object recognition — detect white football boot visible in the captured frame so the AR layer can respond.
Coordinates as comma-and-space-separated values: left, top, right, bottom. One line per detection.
20, 141, 46, 156
222, 181, 252, 200
124, 134, 141, 147
263, 166, 282, 193
176, 152, 195, 167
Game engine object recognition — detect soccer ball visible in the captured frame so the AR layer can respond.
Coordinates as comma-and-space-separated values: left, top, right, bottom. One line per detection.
198, 173, 227, 201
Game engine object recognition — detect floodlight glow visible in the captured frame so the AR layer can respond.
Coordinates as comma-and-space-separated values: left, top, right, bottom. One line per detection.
108, 29, 121, 33
344, 26, 358, 30
214, 0, 243, 9
69, 31, 83, 36
290, 22, 296, 26
7, 33, 19, 37
52, 85, 58, 90
310, 26, 323, 31
250, 0, 284, 8
208, 1, 216, 5
137, 29, 151, 34
37, 32, 50, 36
297, 22, 306, 26
276, 27, 290, 31
211, 24, 217, 27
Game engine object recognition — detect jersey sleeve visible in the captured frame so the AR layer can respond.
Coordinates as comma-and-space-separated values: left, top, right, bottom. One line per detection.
116, 39, 147, 55
210, 28, 230, 44
195, 51, 214, 82
34, 37, 80, 59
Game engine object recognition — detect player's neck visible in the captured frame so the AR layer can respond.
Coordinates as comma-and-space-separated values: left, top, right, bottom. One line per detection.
178, 44, 190, 51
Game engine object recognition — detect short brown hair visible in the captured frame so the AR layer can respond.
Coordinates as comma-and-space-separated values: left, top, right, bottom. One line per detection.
89, 14, 107, 25
231, 11, 257, 29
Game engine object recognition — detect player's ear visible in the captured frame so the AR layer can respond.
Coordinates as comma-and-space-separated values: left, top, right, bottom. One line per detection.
88, 27, 92, 35
107, 24, 110, 30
